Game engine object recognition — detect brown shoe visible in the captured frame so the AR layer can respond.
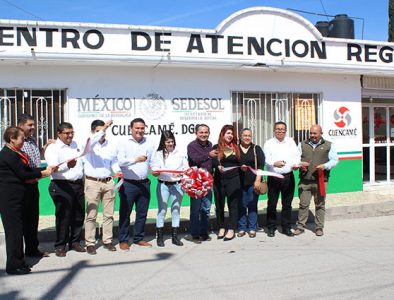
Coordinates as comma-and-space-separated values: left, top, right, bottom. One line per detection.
248, 231, 256, 238
294, 228, 305, 236
136, 240, 152, 247
103, 243, 117, 252
55, 248, 66, 257
237, 231, 246, 237
86, 245, 96, 255
119, 242, 130, 251
70, 243, 86, 252
315, 228, 324, 236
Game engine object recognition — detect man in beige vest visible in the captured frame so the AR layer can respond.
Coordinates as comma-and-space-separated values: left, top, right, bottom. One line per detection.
294, 124, 338, 237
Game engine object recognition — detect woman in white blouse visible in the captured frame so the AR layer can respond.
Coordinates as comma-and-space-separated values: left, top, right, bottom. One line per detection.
151, 130, 188, 247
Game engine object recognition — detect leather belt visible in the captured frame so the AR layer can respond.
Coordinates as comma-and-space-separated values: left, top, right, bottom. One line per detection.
85, 175, 112, 183
53, 179, 83, 184
124, 178, 149, 183
158, 180, 181, 186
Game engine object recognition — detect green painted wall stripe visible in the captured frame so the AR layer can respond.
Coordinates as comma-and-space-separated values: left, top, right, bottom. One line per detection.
36, 159, 363, 216
338, 151, 362, 155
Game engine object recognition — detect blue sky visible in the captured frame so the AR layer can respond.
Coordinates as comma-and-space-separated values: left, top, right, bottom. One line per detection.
0, 0, 389, 41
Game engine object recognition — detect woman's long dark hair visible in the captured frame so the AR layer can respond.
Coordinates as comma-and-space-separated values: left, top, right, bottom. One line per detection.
157, 130, 176, 160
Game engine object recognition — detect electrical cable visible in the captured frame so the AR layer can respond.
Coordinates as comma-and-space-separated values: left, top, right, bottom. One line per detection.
0, 0, 44, 20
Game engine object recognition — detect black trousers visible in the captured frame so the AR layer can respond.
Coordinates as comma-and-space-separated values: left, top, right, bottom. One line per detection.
0, 183, 26, 272
22, 182, 40, 254
213, 176, 241, 230
266, 172, 295, 230
49, 180, 84, 249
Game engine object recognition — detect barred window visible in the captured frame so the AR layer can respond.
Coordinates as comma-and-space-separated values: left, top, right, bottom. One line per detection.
231, 91, 321, 146
0, 88, 66, 155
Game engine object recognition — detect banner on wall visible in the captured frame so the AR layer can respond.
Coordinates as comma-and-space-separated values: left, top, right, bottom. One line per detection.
323, 102, 362, 154
67, 93, 231, 149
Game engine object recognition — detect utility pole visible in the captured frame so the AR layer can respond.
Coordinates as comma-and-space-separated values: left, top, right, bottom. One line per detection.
389, 0, 394, 41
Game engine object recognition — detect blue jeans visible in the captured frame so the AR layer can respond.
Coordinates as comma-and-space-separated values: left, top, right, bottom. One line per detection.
238, 185, 258, 231
156, 183, 183, 228
189, 191, 212, 237
118, 180, 150, 244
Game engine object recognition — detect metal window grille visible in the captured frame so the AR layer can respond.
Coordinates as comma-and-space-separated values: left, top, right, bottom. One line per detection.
0, 88, 66, 152
232, 91, 321, 146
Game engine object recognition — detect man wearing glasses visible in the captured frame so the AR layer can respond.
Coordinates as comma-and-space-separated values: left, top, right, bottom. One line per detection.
263, 121, 300, 238
45, 122, 105, 257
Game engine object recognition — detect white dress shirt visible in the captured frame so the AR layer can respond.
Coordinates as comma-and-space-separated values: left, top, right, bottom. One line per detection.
151, 148, 189, 182
45, 139, 84, 180
45, 130, 104, 180
83, 138, 120, 178
117, 136, 155, 180
264, 136, 300, 174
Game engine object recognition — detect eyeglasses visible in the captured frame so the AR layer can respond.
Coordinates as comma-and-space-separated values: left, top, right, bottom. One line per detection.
275, 128, 286, 132
61, 131, 74, 136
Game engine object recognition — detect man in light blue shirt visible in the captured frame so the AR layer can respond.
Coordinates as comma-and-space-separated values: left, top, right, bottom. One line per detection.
294, 124, 338, 237
117, 118, 155, 250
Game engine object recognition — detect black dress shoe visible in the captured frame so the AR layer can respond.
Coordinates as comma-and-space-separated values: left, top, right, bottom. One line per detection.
25, 250, 50, 258
283, 228, 294, 237
7, 266, 31, 275
55, 248, 67, 257
103, 243, 117, 251
70, 243, 86, 252
191, 236, 202, 244
22, 262, 31, 271
200, 234, 212, 241
223, 232, 235, 241
267, 229, 276, 237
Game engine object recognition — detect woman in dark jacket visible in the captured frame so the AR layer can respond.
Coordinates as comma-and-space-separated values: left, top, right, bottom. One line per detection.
0, 127, 52, 275
211, 125, 241, 241
238, 128, 265, 238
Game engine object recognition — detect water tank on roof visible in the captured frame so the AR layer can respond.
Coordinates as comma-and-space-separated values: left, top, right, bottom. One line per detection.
329, 14, 354, 39
315, 21, 330, 37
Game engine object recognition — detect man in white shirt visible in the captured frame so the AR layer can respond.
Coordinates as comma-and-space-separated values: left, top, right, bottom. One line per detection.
45, 122, 104, 257
117, 118, 155, 250
83, 119, 120, 255
263, 121, 300, 238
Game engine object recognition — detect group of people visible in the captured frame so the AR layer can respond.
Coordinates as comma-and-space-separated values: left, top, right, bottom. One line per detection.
0, 114, 338, 276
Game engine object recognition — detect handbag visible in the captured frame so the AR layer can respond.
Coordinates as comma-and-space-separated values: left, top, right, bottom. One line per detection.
253, 145, 268, 195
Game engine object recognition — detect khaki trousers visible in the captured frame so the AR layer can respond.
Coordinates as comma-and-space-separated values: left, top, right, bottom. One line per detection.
296, 181, 328, 230
84, 178, 115, 246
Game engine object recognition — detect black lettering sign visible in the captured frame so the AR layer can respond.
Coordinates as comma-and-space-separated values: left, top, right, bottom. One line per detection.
155, 32, 171, 52
131, 31, 151, 51
347, 43, 362, 62
0, 26, 13, 46
83, 30, 104, 49
62, 29, 80, 48
187, 34, 204, 53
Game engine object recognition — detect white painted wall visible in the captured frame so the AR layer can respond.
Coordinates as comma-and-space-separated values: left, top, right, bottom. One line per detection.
0, 64, 361, 152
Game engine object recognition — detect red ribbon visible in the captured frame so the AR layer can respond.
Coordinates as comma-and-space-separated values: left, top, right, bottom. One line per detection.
318, 169, 326, 197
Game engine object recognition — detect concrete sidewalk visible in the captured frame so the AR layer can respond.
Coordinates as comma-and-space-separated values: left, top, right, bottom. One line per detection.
1, 186, 394, 239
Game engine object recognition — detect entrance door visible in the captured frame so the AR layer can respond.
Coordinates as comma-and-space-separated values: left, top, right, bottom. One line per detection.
362, 104, 394, 185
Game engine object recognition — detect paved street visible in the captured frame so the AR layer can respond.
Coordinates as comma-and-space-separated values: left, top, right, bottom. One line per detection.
1, 215, 394, 299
